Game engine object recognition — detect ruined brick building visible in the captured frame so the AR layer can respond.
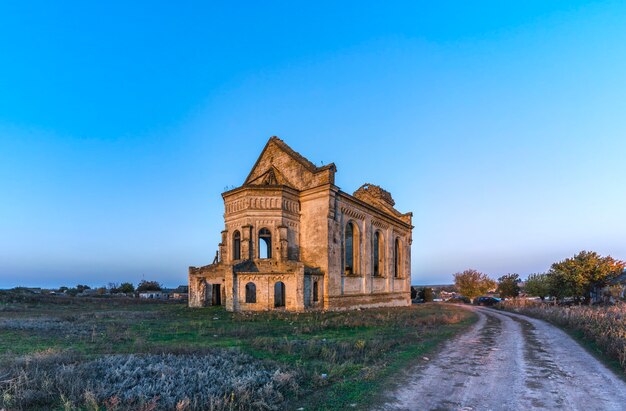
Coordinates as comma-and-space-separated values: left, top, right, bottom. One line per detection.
188, 137, 413, 311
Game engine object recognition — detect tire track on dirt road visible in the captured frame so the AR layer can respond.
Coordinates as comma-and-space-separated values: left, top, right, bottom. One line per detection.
380, 305, 626, 411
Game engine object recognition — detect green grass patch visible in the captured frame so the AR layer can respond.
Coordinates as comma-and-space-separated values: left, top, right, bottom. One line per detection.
0, 297, 476, 410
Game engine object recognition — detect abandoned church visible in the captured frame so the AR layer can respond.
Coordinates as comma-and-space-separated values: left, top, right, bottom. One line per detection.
188, 137, 413, 311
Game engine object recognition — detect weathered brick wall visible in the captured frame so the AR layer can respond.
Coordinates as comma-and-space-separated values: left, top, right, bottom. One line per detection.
188, 264, 228, 308
324, 192, 412, 309
326, 291, 410, 311
235, 268, 305, 311
299, 186, 331, 273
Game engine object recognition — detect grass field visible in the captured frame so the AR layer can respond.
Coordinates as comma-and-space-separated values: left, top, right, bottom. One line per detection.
0, 294, 475, 410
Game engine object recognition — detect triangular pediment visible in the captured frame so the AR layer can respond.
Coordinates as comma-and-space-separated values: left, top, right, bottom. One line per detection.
244, 137, 336, 191
247, 166, 294, 187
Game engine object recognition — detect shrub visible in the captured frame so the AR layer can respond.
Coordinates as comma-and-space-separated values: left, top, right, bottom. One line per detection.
137, 280, 162, 292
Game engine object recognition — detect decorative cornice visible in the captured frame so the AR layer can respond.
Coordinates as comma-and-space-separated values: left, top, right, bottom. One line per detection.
372, 219, 390, 230
225, 196, 300, 214
341, 206, 366, 221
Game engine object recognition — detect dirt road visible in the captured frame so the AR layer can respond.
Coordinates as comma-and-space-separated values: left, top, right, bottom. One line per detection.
381, 305, 626, 411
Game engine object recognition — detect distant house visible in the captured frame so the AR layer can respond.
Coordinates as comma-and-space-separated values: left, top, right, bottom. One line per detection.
77, 289, 100, 297
171, 285, 189, 300
139, 287, 188, 301
439, 290, 459, 301
139, 291, 167, 300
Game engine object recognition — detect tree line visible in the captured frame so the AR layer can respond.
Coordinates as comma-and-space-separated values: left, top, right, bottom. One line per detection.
453, 250, 625, 304
58, 280, 163, 296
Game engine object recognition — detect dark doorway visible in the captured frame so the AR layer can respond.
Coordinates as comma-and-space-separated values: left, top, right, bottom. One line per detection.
274, 281, 286, 308
212, 284, 222, 306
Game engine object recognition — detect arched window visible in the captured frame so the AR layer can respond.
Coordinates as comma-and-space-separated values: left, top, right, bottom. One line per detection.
274, 281, 286, 307
313, 281, 319, 302
259, 228, 272, 259
233, 231, 241, 260
373, 231, 384, 276
245, 282, 256, 303
344, 221, 359, 275
394, 238, 402, 278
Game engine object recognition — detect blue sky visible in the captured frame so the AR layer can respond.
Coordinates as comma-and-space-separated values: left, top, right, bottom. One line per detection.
1, 1, 626, 288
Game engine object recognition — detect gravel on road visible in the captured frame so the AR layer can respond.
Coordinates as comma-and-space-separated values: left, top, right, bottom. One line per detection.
381, 305, 626, 411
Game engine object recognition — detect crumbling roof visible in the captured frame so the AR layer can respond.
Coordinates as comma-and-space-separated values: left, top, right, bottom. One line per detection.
353, 183, 395, 207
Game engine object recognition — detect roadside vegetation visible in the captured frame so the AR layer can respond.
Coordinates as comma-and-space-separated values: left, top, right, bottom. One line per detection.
525, 251, 625, 304
0, 294, 475, 410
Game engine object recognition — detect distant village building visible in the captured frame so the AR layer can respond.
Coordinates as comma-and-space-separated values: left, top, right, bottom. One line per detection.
171, 285, 189, 300
139, 291, 167, 300
139, 286, 188, 300
189, 137, 413, 312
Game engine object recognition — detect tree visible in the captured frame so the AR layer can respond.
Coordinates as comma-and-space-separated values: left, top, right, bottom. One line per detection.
117, 282, 135, 294
454, 269, 496, 301
419, 287, 434, 302
66, 288, 79, 296
109, 282, 135, 294
524, 273, 551, 300
549, 251, 625, 303
136, 280, 162, 292
497, 273, 521, 298
66, 284, 90, 296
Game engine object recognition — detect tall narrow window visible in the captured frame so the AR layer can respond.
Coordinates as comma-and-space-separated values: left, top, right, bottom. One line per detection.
259, 228, 272, 259
394, 238, 401, 278
344, 222, 354, 274
245, 282, 256, 303
374, 231, 383, 276
233, 231, 241, 260
313, 281, 319, 302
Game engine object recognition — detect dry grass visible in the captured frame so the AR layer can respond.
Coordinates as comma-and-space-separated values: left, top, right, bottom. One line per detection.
0, 348, 297, 410
500, 300, 626, 373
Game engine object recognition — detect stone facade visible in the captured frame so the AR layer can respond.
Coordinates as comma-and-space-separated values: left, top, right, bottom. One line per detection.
188, 137, 413, 312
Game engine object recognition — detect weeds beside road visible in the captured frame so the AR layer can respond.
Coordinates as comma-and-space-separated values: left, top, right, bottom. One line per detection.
0, 296, 475, 410
499, 299, 626, 374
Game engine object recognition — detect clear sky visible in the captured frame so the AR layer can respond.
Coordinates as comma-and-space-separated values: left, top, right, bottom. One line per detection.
1, 1, 626, 288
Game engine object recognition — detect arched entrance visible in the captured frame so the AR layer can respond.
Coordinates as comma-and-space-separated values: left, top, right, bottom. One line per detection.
274, 281, 286, 308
